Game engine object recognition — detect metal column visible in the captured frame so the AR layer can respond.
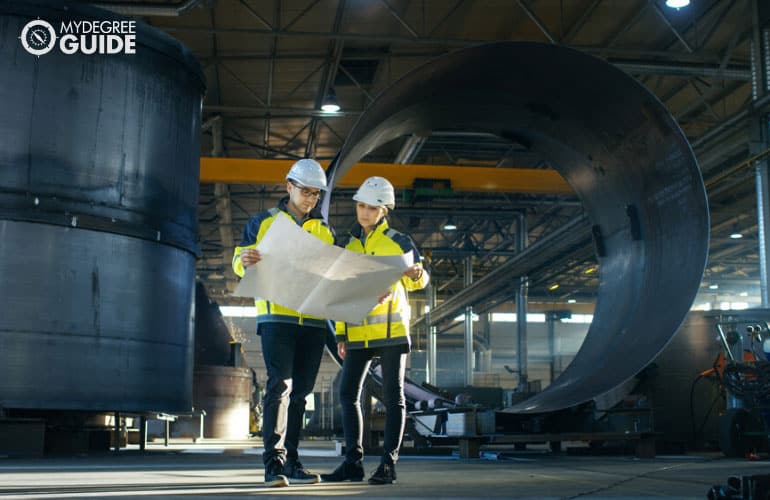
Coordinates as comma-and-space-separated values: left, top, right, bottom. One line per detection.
516, 214, 529, 393
425, 284, 437, 385
547, 313, 558, 384
752, 0, 770, 305
757, 158, 770, 306
464, 257, 474, 386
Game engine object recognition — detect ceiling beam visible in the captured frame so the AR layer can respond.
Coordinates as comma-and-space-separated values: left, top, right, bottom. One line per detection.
199, 158, 573, 194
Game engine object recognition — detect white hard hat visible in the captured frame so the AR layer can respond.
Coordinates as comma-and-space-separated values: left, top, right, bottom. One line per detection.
286, 159, 328, 190
353, 176, 395, 209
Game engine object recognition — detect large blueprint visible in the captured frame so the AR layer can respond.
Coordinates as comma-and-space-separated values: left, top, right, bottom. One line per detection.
234, 215, 412, 323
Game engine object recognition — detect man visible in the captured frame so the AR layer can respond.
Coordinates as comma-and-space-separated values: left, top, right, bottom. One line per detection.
232, 159, 334, 488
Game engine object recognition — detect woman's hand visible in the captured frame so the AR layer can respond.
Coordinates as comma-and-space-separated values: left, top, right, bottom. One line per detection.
240, 249, 262, 267
403, 264, 423, 281
337, 341, 346, 360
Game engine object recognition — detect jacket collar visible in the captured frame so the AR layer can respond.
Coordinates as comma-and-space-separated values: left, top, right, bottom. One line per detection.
278, 196, 325, 224
351, 217, 388, 240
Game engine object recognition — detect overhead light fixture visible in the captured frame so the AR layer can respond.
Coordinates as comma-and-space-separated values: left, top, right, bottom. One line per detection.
583, 266, 597, 275
443, 217, 457, 231
708, 284, 719, 290
665, 0, 689, 8
321, 87, 340, 113
567, 299, 577, 304
548, 283, 560, 291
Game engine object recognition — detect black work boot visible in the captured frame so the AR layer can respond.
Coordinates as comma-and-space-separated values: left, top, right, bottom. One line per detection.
284, 458, 320, 484
368, 462, 397, 485
320, 460, 365, 482
264, 459, 289, 488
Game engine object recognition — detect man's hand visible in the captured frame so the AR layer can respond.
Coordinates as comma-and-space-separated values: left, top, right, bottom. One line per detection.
377, 291, 393, 304
241, 249, 262, 267
337, 341, 346, 360
403, 264, 423, 281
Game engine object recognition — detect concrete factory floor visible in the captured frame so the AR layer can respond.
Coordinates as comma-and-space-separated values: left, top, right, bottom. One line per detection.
0, 439, 767, 499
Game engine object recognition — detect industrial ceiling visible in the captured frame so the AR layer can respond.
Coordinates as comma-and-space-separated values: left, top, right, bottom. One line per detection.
94, 0, 768, 325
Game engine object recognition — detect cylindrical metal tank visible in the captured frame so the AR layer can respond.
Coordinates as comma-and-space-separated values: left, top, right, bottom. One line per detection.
324, 42, 709, 413
192, 365, 252, 439
0, 1, 205, 412
186, 282, 251, 439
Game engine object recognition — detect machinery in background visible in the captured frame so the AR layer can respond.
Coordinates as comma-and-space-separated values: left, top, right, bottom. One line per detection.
399, 311, 744, 458
406, 371, 656, 459
704, 311, 770, 457
708, 474, 770, 500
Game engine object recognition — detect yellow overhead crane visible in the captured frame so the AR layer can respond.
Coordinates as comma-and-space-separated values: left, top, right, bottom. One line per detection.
200, 157, 573, 195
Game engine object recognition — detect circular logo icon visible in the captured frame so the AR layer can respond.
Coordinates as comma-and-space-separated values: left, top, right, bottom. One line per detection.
20, 19, 57, 56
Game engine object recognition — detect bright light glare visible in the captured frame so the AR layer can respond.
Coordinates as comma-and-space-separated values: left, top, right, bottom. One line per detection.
321, 103, 340, 112
220, 306, 257, 317
665, 0, 689, 8
455, 312, 594, 324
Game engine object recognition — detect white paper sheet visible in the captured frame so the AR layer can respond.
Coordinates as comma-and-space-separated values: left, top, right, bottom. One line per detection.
233, 215, 413, 323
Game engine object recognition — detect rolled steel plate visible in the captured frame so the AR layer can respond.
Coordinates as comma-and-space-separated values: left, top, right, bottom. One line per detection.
0, 220, 195, 412
324, 42, 709, 413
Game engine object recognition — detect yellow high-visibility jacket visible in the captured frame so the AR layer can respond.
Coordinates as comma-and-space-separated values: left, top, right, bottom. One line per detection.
232, 198, 335, 328
336, 218, 429, 349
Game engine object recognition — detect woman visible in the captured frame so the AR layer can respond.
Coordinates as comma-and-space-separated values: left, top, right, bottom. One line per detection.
321, 176, 429, 485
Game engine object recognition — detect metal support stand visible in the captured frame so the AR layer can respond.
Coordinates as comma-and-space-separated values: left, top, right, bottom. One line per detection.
139, 416, 147, 451
113, 411, 120, 453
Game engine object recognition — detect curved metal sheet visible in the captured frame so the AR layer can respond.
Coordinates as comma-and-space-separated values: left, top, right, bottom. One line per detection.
0, 1, 205, 252
323, 42, 709, 413
0, 2, 204, 412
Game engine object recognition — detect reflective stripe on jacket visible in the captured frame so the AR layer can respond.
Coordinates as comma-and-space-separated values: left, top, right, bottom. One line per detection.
335, 218, 429, 349
232, 198, 335, 328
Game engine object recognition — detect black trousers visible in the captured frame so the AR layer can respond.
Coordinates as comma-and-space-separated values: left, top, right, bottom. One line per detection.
259, 322, 327, 465
339, 344, 407, 466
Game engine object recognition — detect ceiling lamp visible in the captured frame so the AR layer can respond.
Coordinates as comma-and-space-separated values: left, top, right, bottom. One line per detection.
321, 87, 340, 113
443, 216, 457, 231
548, 283, 560, 291
665, 0, 690, 8
729, 224, 743, 239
